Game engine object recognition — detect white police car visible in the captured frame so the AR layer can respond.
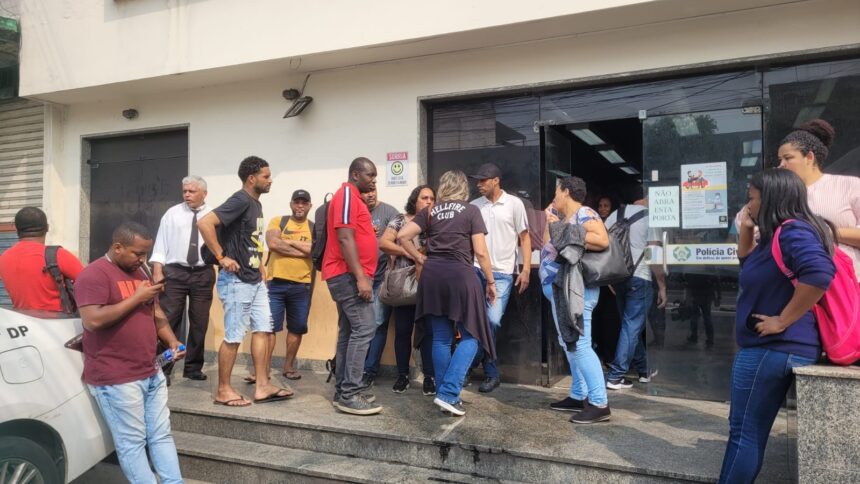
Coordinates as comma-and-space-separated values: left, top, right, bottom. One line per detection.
0, 307, 113, 483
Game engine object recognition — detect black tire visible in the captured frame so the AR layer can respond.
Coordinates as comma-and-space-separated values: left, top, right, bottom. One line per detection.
0, 436, 61, 484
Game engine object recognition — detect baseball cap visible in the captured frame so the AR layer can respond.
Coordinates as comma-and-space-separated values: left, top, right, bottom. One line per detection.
291, 189, 311, 202
468, 163, 502, 180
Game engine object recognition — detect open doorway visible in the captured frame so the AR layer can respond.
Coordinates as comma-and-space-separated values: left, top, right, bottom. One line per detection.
541, 108, 760, 402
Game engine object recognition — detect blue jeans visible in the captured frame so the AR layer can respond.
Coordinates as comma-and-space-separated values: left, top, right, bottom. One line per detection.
88, 372, 182, 484
267, 279, 310, 334
431, 315, 479, 404
719, 348, 815, 484
607, 276, 652, 381
473, 269, 514, 378
363, 283, 394, 377
217, 271, 272, 343
328, 273, 377, 399
542, 282, 608, 406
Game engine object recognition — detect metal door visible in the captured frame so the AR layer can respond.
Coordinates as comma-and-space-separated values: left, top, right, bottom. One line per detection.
88, 130, 188, 262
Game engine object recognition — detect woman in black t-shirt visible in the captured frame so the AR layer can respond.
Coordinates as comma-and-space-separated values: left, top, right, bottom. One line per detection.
398, 170, 496, 417
378, 184, 437, 395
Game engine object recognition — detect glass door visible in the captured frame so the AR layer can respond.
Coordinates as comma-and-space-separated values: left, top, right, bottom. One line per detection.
540, 125, 573, 385
642, 108, 762, 401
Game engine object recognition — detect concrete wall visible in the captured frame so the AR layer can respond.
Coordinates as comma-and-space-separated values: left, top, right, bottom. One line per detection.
34, 0, 860, 362
19, 0, 655, 96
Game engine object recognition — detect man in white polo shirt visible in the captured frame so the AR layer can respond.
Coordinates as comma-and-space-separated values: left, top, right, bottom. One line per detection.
469, 163, 531, 393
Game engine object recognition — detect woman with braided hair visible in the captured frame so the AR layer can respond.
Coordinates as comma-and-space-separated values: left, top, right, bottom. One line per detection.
778, 119, 860, 277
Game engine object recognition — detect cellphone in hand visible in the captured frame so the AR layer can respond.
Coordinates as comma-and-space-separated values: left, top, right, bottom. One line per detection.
151, 278, 166, 285
550, 207, 560, 217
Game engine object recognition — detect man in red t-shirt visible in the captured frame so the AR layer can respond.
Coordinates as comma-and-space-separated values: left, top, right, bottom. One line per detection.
75, 221, 186, 484
0, 207, 83, 312
323, 157, 382, 416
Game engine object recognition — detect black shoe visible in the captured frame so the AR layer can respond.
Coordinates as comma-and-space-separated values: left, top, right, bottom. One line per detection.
184, 371, 208, 381
478, 377, 500, 393
392, 376, 410, 393
550, 396, 585, 412
569, 404, 611, 424
606, 378, 634, 390
422, 377, 436, 396
638, 369, 658, 384
360, 373, 375, 389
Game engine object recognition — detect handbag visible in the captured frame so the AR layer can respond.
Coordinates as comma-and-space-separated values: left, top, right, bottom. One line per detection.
581, 205, 647, 287
378, 264, 418, 306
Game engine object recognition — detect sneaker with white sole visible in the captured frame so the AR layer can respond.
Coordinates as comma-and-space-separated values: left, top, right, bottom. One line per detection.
569, 404, 611, 424
392, 376, 410, 393
333, 394, 382, 415
422, 377, 436, 396
606, 378, 634, 390
638, 369, 659, 384
433, 397, 466, 416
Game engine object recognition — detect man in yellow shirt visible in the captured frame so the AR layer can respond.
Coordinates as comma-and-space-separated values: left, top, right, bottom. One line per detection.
265, 189, 314, 379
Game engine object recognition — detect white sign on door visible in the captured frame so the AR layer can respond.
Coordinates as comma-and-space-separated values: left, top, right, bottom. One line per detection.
648, 186, 679, 228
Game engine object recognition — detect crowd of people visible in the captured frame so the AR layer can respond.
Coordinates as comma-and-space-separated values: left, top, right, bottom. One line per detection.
0, 119, 858, 484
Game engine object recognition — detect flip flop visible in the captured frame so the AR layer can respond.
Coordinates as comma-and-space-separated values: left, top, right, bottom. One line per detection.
282, 370, 302, 380
243, 375, 256, 384
213, 397, 251, 407
253, 388, 294, 404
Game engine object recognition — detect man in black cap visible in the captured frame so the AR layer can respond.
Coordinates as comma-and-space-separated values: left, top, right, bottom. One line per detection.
468, 163, 531, 393
0, 206, 83, 312
265, 189, 314, 380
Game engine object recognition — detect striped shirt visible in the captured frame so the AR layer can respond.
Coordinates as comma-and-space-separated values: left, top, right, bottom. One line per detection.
807, 174, 860, 276
321, 182, 377, 280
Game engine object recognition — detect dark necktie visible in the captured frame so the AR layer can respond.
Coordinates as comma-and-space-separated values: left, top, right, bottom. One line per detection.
187, 209, 200, 266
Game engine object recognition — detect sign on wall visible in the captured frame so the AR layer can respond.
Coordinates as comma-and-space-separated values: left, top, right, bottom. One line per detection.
647, 243, 739, 265
386, 152, 408, 187
648, 186, 679, 228
680, 162, 728, 229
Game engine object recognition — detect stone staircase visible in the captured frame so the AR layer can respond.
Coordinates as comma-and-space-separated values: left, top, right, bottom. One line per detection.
166, 370, 795, 483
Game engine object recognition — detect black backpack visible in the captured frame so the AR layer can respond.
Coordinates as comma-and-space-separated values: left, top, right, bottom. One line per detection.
607, 204, 649, 275
43, 246, 78, 315
311, 193, 333, 272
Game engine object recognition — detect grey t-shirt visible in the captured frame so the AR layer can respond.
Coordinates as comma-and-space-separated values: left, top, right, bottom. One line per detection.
370, 201, 400, 284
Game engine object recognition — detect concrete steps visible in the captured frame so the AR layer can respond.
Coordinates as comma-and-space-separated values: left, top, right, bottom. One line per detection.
173, 431, 516, 483
167, 370, 794, 483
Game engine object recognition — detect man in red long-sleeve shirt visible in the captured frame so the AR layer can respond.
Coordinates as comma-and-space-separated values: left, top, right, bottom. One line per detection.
0, 207, 83, 312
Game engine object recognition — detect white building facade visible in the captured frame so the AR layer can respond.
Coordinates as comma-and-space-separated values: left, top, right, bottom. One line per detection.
17, 0, 860, 393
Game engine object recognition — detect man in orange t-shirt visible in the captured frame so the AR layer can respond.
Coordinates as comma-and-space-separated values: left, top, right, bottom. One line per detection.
0, 207, 83, 312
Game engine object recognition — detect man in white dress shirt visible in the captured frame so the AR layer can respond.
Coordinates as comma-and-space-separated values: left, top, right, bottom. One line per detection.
151, 175, 215, 384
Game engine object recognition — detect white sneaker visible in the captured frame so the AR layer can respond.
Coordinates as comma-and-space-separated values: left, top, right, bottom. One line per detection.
638, 369, 659, 384
433, 397, 466, 416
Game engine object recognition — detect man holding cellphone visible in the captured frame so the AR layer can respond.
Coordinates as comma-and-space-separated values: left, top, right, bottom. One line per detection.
151, 175, 215, 384
76, 221, 186, 484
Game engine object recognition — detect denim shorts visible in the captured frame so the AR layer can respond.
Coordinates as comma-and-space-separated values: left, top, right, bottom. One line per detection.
217, 270, 272, 343
268, 278, 311, 334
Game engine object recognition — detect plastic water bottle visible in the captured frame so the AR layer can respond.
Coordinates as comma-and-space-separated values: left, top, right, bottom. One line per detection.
154, 345, 186, 369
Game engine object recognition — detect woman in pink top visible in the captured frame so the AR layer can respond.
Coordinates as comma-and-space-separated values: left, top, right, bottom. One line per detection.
778, 119, 860, 276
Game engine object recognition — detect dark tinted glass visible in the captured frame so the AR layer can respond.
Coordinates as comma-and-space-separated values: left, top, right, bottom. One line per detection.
764, 58, 860, 175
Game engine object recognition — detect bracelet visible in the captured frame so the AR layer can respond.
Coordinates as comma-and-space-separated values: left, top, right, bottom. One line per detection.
216, 253, 225, 261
